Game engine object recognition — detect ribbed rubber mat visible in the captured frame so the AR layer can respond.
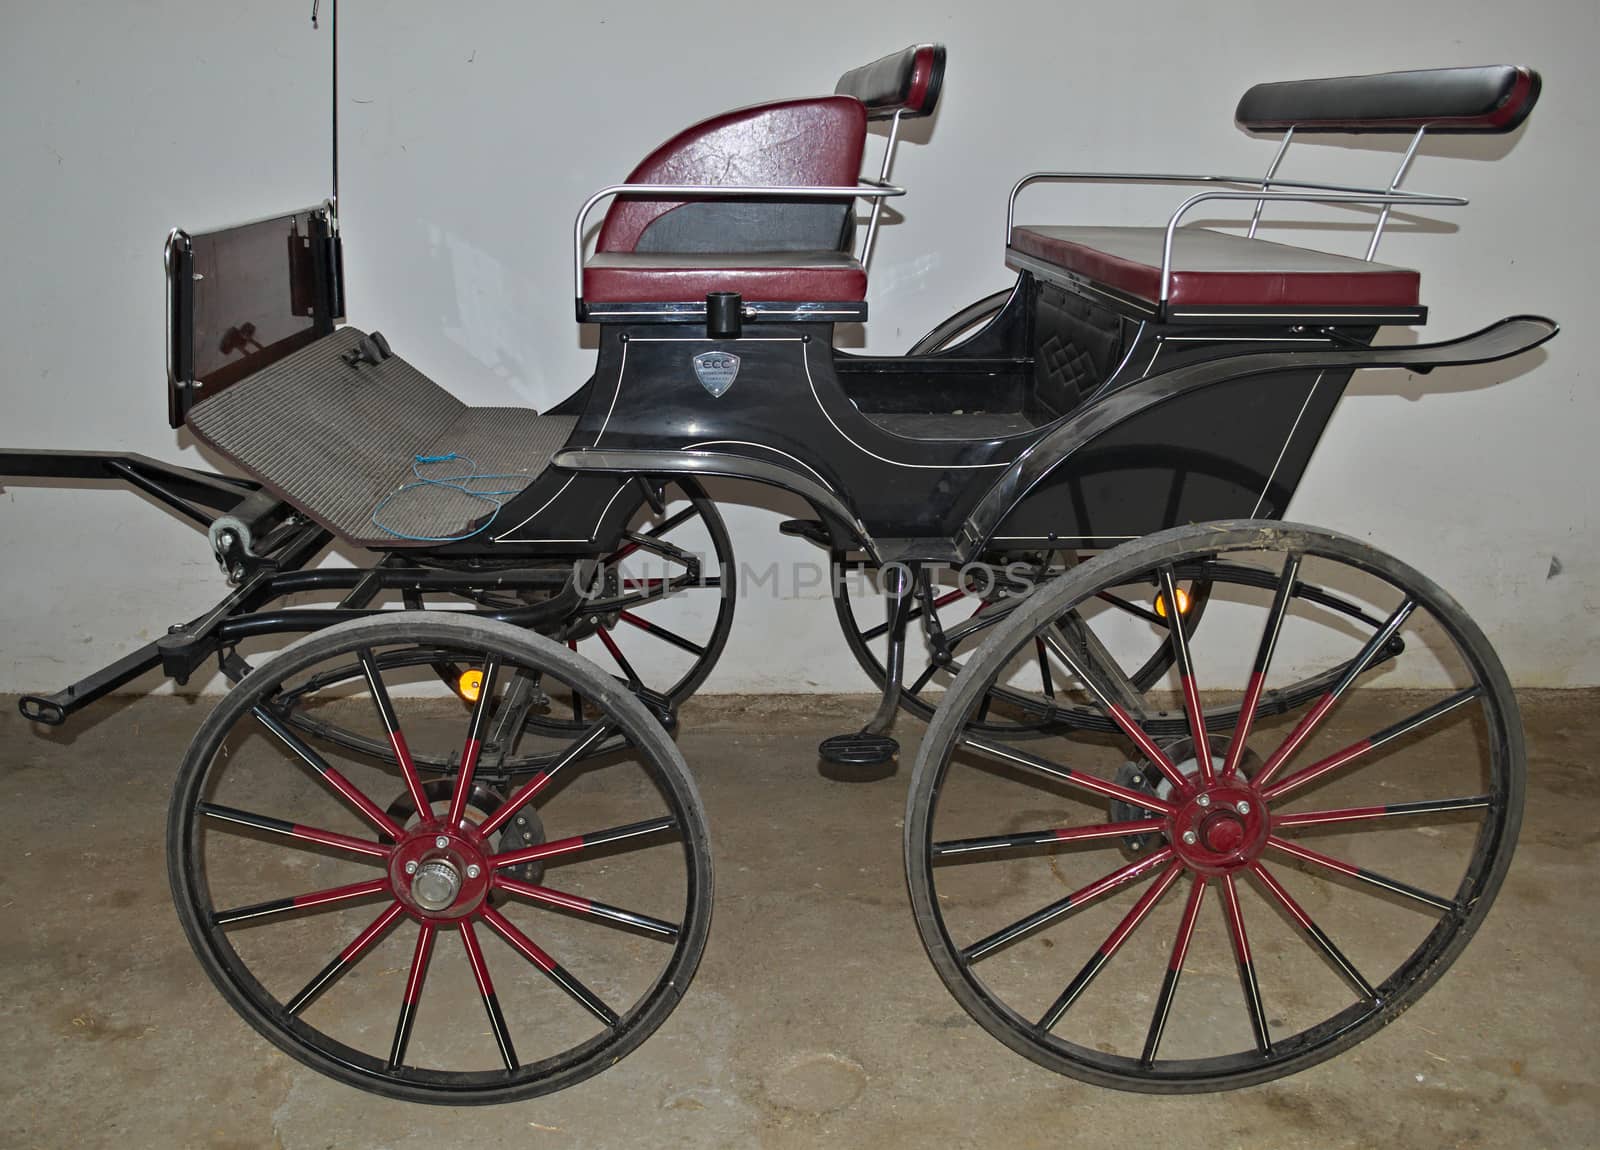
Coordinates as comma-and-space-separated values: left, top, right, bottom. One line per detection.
187, 328, 575, 546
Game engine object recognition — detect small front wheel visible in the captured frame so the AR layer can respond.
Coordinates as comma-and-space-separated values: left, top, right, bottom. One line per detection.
905, 521, 1522, 1092
168, 613, 712, 1104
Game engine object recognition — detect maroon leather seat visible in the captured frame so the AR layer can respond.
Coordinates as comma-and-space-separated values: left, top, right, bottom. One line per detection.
1007, 225, 1422, 311
581, 45, 944, 309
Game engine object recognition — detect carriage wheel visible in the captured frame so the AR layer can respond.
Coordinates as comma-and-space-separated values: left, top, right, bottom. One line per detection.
168, 614, 712, 1103
905, 522, 1522, 1091
541, 478, 736, 733
832, 551, 1212, 735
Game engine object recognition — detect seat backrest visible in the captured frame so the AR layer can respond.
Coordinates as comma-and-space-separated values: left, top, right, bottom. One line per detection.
834, 43, 946, 121
1236, 65, 1540, 134
594, 97, 867, 256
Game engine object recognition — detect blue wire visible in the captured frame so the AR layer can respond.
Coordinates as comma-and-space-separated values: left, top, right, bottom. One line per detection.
369, 453, 524, 543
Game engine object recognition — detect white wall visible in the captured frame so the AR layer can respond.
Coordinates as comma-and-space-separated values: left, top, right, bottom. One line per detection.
1, 0, 1595, 695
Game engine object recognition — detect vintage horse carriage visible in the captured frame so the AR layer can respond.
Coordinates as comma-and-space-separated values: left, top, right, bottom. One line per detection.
1, 8, 1553, 1103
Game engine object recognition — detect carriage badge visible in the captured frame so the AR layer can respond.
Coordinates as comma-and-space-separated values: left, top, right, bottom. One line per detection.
692, 351, 740, 396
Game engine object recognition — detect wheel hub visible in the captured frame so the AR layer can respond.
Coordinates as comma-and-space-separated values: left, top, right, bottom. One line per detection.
1167, 780, 1268, 875
388, 826, 492, 919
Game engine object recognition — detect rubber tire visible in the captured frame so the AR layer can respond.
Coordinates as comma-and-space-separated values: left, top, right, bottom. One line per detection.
168, 613, 713, 1105
904, 520, 1524, 1093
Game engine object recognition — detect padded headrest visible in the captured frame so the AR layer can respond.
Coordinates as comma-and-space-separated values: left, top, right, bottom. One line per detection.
1236, 65, 1540, 134
835, 44, 946, 121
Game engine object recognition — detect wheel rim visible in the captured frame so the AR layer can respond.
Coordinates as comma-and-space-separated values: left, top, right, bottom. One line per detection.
833, 551, 1212, 734
170, 615, 712, 1103
905, 522, 1521, 1091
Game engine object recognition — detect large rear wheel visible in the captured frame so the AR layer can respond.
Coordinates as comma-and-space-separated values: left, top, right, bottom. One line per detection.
905, 522, 1522, 1091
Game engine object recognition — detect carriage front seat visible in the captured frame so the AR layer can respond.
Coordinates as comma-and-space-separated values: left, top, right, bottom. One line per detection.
580, 44, 944, 316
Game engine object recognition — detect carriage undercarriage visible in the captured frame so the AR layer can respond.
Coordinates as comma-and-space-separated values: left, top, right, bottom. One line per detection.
0, 24, 1555, 1104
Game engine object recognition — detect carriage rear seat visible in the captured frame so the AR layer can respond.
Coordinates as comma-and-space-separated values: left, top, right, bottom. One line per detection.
582, 250, 867, 305
1006, 226, 1422, 318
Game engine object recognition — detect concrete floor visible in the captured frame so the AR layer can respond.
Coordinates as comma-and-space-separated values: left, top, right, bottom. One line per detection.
0, 690, 1595, 1149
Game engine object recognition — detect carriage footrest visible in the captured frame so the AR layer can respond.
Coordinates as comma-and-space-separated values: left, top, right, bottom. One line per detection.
818, 732, 898, 767
778, 518, 831, 548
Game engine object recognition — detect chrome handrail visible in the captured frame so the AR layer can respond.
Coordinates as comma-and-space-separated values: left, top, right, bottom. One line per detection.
573, 181, 905, 302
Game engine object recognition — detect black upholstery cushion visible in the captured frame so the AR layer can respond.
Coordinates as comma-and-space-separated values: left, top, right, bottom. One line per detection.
1236, 65, 1540, 134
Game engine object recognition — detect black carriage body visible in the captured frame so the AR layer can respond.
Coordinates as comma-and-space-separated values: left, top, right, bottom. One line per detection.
538, 277, 1367, 562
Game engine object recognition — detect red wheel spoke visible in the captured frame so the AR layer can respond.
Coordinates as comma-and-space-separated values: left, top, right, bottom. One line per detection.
1253, 598, 1416, 789
1159, 568, 1211, 782
358, 648, 432, 820
460, 920, 519, 1071
1223, 554, 1299, 778
959, 735, 1174, 815
961, 847, 1175, 963
491, 815, 678, 871
493, 875, 680, 938
284, 900, 405, 1016
1249, 863, 1375, 1001
1140, 875, 1207, 1066
475, 720, 615, 839
481, 906, 619, 1028
1273, 793, 1492, 830
199, 803, 390, 860
597, 627, 643, 687
1039, 860, 1184, 1031
1219, 874, 1272, 1055
251, 707, 404, 838
447, 656, 501, 829
213, 877, 391, 926
1040, 626, 1189, 794
1263, 688, 1481, 802
618, 611, 705, 657
933, 817, 1164, 860
1267, 835, 1457, 911
387, 922, 436, 1070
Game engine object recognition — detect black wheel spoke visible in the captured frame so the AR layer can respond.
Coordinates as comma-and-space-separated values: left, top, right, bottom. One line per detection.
597, 627, 644, 687
1273, 794, 1492, 831
1254, 597, 1418, 789
494, 875, 680, 938
460, 920, 519, 1071
1223, 554, 1299, 777
1096, 590, 1165, 627
1263, 687, 1482, 802
492, 816, 679, 871
1219, 875, 1272, 1055
1250, 863, 1375, 1001
482, 907, 619, 1028
959, 735, 1173, 814
213, 877, 390, 926
1039, 861, 1183, 1031
285, 901, 406, 1016
387, 923, 436, 1070
476, 720, 617, 839
1159, 567, 1210, 781
1140, 876, 1207, 1066
251, 705, 404, 837
448, 655, 501, 829
1035, 637, 1055, 698
1267, 836, 1458, 912
357, 648, 433, 818
618, 611, 706, 657
200, 803, 390, 861
933, 817, 1164, 860
961, 848, 1174, 963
